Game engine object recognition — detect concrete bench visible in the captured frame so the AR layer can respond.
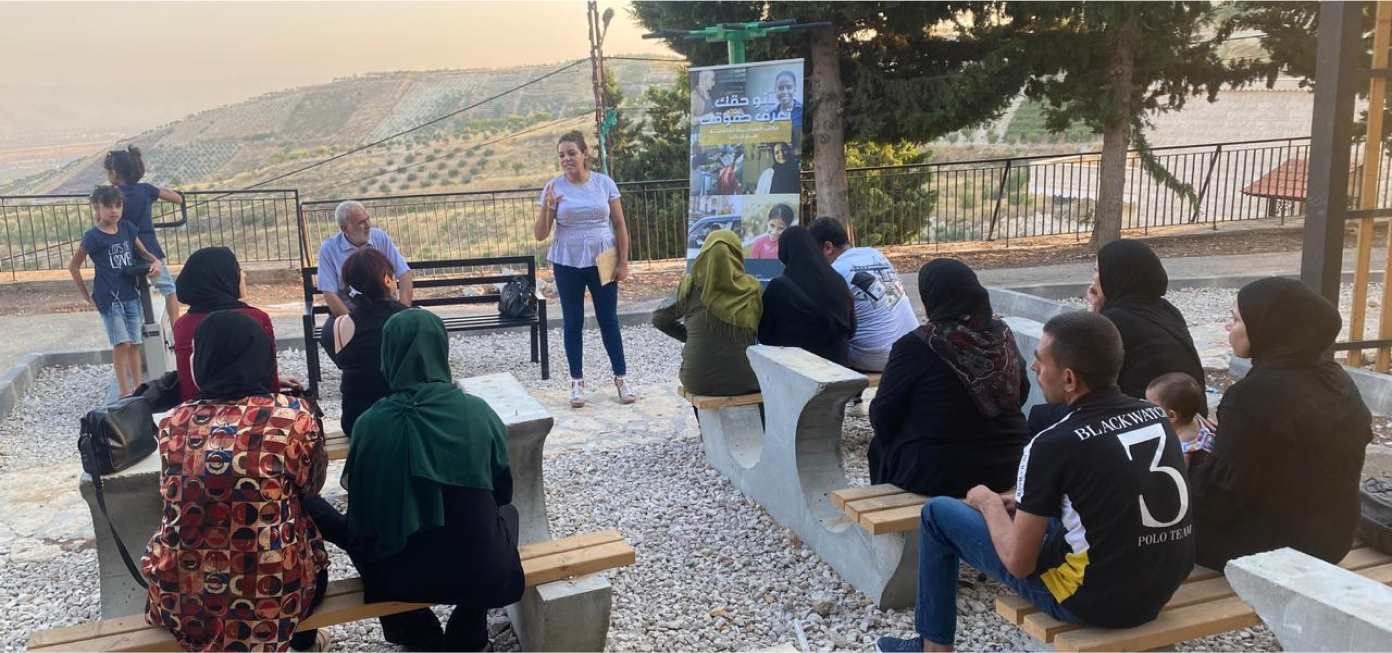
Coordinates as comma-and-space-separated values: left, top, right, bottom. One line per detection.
996, 543, 1392, 652
1228, 547, 1392, 652
26, 530, 635, 652
76, 373, 617, 651
689, 318, 1044, 609
692, 345, 916, 607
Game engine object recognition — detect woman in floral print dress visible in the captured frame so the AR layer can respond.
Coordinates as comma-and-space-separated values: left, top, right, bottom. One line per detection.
141, 310, 330, 652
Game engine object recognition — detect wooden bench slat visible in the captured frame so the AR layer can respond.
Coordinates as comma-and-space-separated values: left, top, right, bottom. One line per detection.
845, 492, 928, 520
676, 386, 764, 409
28, 578, 373, 651
1019, 547, 1390, 646
829, 484, 904, 509
522, 540, 635, 587
996, 564, 1225, 627
995, 595, 1035, 625
859, 504, 923, 535
678, 372, 878, 411
29, 534, 634, 652
518, 530, 624, 562
1054, 596, 1263, 653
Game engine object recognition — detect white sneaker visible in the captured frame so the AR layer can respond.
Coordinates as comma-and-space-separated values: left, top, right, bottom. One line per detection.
615, 376, 637, 404
570, 379, 586, 408
847, 398, 868, 418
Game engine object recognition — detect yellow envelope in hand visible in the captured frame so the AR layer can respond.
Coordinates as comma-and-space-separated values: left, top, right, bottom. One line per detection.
596, 247, 619, 285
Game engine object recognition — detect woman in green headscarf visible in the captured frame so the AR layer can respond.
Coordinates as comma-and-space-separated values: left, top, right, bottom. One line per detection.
652, 229, 763, 395
305, 309, 524, 652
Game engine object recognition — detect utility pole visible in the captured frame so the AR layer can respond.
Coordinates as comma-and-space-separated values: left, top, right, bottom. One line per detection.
587, 2, 616, 176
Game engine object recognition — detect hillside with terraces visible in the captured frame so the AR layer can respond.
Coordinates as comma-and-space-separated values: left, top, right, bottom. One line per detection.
2, 59, 680, 199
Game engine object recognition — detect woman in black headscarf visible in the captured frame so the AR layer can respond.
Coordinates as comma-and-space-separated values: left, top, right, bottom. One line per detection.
1190, 278, 1372, 569
758, 225, 856, 365
172, 247, 279, 402
144, 311, 330, 652
868, 259, 1031, 496
1090, 239, 1205, 398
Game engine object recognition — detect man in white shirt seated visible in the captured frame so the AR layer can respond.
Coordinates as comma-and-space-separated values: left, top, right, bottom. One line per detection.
317, 200, 414, 318
808, 216, 919, 372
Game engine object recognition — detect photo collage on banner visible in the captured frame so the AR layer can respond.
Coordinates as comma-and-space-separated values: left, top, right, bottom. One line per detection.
688, 58, 804, 281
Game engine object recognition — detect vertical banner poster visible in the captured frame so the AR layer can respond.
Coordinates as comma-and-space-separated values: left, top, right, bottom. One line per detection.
688, 58, 804, 281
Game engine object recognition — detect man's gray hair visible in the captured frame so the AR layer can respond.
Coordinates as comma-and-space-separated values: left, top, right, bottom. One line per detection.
334, 200, 367, 228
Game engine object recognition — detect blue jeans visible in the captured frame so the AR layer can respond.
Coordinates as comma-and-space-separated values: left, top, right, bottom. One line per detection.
916, 497, 1081, 646
100, 298, 145, 346
552, 263, 625, 379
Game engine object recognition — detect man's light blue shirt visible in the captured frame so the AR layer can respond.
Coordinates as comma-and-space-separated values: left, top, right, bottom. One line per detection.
316, 227, 410, 294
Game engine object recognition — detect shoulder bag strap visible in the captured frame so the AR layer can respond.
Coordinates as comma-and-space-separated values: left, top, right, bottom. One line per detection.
90, 472, 149, 589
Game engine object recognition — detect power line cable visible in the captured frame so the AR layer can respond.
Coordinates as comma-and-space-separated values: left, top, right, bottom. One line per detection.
306, 114, 591, 199
219, 60, 589, 195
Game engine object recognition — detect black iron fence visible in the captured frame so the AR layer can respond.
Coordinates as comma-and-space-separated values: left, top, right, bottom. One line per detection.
0, 189, 300, 275
6, 136, 1385, 274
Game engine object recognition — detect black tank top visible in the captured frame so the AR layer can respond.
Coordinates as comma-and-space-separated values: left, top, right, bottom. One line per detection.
320, 301, 407, 403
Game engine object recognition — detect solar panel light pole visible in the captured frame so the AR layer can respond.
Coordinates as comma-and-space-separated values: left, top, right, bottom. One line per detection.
642, 19, 831, 65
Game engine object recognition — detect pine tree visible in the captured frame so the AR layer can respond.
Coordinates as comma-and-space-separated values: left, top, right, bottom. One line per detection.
629, 1, 1024, 236
999, 2, 1243, 248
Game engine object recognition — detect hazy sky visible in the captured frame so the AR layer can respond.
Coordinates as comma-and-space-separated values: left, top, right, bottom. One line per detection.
0, 1, 677, 143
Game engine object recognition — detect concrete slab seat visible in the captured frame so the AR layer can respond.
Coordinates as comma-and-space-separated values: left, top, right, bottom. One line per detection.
25, 530, 636, 653
77, 373, 623, 651
1227, 547, 1392, 651
676, 373, 879, 410
994, 542, 1392, 652
689, 345, 917, 608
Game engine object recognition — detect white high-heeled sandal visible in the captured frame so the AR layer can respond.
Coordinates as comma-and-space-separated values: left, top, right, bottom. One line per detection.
615, 376, 637, 404
569, 379, 586, 408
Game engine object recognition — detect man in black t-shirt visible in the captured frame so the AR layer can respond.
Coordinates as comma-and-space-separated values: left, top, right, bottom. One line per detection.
876, 312, 1194, 653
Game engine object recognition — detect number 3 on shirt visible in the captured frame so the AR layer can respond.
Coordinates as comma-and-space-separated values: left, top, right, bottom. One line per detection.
1117, 425, 1190, 528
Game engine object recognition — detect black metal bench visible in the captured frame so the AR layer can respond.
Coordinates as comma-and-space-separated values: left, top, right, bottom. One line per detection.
302, 256, 549, 396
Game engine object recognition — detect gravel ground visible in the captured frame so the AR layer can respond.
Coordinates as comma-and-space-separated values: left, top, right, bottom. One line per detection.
0, 324, 1285, 652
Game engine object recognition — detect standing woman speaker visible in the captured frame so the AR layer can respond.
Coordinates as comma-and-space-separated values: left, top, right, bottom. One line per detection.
534, 130, 637, 408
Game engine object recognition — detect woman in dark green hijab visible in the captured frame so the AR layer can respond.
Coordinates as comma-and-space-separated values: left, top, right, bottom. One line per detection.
306, 309, 524, 651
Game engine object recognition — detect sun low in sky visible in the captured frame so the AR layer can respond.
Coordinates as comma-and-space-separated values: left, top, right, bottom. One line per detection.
0, 1, 676, 144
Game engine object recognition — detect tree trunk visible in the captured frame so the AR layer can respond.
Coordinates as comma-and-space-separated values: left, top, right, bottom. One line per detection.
1089, 14, 1139, 251
809, 28, 852, 241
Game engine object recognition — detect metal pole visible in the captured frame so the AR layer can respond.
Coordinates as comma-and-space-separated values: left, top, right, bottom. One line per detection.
727, 37, 747, 64
587, 1, 607, 174
987, 160, 1012, 241
1302, 1, 1363, 303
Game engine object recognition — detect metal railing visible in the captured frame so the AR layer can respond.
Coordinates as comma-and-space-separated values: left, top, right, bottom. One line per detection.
0, 189, 300, 275
7, 136, 1386, 273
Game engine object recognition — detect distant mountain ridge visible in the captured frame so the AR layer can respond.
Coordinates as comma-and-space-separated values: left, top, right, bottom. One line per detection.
7, 59, 679, 196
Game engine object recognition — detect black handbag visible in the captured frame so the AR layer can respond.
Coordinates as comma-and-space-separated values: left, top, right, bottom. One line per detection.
78, 395, 159, 588
131, 371, 181, 414
498, 276, 538, 321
